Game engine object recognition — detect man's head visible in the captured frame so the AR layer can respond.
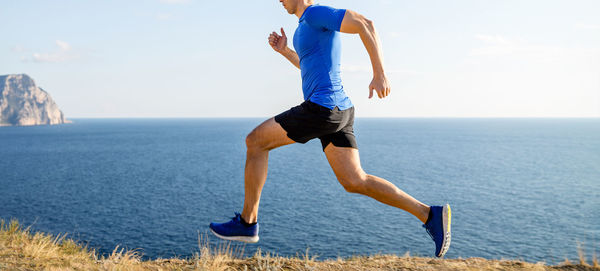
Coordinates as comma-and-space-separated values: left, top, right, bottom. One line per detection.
279, 0, 313, 15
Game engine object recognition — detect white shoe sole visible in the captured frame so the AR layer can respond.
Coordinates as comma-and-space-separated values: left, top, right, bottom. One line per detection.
209, 228, 259, 243
439, 204, 452, 257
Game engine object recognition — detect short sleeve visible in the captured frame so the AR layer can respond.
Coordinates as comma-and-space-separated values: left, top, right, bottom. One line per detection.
304, 5, 346, 31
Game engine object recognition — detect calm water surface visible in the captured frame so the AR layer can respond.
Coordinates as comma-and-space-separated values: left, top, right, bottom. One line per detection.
0, 118, 598, 264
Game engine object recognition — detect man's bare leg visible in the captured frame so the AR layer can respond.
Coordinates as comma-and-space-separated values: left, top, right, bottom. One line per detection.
324, 143, 430, 223
241, 117, 295, 224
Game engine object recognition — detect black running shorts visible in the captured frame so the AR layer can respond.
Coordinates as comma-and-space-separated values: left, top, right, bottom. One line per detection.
274, 100, 357, 151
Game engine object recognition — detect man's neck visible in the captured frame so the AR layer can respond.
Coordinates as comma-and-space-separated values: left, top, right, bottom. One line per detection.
295, 2, 312, 19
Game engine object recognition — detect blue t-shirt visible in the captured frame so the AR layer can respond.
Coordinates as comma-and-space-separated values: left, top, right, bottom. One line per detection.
293, 5, 353, 110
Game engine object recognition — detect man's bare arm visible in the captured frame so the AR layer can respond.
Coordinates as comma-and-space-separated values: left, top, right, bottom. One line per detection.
340, 10, 390, 99
268, 28, 300, 69
279, 47, 300, 69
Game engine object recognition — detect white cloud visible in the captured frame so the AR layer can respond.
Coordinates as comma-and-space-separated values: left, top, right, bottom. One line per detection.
470, 35, 517, 56
469, 34, 571, 60
475, 34, 512, 46
156, 13, 172, 20
575, 22, 600, 30
374, 0, 393, 5
159, 0, 190, 4
11, 45, 26, 53
55, 40, 71, 51
32, 52, 72, 63
341, 64, 371, 73
29, 40, 79, 63
341, 64, 419, 75
387, 32, 400, 38
455, 34, 600, 117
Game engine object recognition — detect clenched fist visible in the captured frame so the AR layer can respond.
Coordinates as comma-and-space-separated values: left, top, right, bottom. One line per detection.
268, 27, 288, 53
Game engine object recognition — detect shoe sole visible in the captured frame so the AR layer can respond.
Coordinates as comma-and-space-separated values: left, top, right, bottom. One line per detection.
438, 204, 452, 257
209, 228, 259, 243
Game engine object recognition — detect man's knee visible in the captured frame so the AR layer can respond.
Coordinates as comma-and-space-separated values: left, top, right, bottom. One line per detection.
245, 129, 263, 151
338, 173, 367, 194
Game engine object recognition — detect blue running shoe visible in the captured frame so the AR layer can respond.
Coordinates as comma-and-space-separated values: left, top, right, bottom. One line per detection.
209, 212, 259, 243
423, 204, 451, 257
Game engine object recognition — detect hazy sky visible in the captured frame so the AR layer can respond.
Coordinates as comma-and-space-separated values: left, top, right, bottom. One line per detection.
1, 0, 599, 118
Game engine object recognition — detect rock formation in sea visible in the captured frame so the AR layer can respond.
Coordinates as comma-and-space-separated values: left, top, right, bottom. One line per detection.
0, 74, 69, 126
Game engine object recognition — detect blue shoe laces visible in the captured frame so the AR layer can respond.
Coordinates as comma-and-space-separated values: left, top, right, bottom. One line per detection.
423, 224, 435, 241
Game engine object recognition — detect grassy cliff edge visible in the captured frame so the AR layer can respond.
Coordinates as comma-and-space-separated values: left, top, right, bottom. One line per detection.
1, 219, 598, 271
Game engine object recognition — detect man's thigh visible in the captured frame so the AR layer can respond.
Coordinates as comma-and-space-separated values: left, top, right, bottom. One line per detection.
323, 143, 365, 181
247, 117, 296, 150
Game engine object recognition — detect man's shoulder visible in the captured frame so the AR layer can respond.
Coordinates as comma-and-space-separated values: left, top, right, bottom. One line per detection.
303, 4, 346, 30
305, 4, 339, 16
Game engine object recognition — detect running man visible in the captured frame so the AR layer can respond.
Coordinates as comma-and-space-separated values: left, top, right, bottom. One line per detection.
210, 0, 452, 257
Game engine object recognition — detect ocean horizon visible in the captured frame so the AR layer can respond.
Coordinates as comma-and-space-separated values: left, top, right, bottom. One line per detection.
1, 118, 598, 265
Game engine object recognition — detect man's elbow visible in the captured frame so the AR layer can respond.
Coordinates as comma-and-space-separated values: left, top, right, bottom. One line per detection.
364, 18, 374, 30
360, 17, 375, 34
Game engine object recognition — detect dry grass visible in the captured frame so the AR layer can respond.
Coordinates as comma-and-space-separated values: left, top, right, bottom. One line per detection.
1, 218, 598, 271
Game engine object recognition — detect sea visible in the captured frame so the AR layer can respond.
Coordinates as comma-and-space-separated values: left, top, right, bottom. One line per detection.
0, 118, 598, 265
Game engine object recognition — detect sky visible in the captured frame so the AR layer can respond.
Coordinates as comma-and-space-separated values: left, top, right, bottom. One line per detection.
1, 0, 599, 118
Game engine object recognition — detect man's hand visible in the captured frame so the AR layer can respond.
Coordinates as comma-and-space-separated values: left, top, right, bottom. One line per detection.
268, 27, 288, 53
268, 28, 300, 69
369, 75, 391, 99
